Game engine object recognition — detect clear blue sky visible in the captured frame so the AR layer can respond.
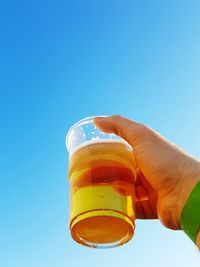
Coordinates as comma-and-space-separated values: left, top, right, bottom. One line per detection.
0, 1, 200, 266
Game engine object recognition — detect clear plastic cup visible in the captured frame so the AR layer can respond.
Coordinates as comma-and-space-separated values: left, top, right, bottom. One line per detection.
66, 116, 136, 248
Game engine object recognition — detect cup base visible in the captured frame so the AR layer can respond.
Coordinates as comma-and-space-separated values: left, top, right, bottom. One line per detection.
70, 209, 135, 248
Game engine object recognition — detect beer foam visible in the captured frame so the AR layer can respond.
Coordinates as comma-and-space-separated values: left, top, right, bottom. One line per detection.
70, 139, 132, 156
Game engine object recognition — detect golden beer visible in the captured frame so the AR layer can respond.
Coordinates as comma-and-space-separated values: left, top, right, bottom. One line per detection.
69, 140, 136, 248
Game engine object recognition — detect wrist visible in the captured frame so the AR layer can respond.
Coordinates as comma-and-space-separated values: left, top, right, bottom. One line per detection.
159, 167, 200, 230
160, 159, 200, 230
178, 172, 200, 244
177, 176, 200, 229
158, 158, 200, 230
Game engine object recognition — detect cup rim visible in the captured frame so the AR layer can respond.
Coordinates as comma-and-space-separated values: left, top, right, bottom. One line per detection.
65, 115, 107, 151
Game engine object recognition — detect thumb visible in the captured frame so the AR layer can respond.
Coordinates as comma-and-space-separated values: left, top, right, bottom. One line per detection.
93, 115, 143, 147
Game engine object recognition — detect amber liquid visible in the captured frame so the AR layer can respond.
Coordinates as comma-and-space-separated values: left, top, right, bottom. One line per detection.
68, 140, 136, 248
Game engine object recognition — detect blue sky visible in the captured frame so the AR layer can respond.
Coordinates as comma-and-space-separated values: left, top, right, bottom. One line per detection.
0, 0, 200, 266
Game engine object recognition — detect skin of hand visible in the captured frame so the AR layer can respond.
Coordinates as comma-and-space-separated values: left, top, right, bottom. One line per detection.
197, 231, 200, 248
93, 115, 200, 245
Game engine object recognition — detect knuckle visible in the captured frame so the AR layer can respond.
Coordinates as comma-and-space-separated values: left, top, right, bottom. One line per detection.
136, 123, 151, 133
110, 114, 123, 120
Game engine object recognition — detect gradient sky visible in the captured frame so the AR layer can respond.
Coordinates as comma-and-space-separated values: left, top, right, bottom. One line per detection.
1, 1, 200, 266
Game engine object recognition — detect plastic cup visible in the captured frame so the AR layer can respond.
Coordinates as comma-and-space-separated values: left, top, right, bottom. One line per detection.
66, 116, 136, 248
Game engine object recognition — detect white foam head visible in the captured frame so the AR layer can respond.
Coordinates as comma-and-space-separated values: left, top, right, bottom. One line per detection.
69, 139, 132, 156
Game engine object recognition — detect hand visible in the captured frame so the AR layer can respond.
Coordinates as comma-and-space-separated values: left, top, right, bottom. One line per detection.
93, 115, 200, 231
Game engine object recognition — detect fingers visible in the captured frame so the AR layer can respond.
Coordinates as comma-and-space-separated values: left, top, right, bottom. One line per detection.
93, 115, 144, 147
135, 171, 158, 219
135, 201, 158, 219
135, 185, 148, 201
